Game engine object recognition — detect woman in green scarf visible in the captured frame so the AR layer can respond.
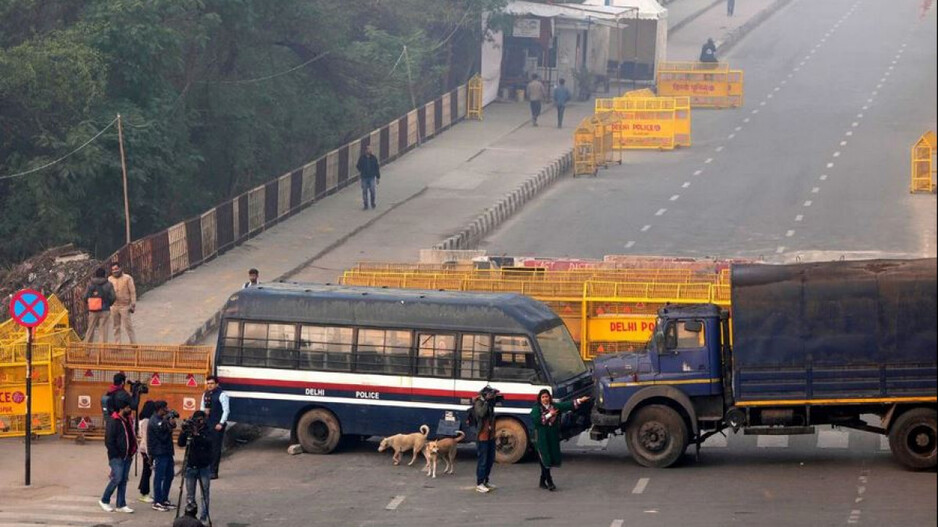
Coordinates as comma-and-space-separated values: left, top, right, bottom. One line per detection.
531, 389, 590, 491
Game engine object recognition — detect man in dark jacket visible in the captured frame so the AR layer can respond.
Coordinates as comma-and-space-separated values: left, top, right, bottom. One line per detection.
178, 411, 214, 524
471, 386, 500, 493
99, 400, 137, 513
147, 401, 177, 511
102, 373, 139, 422
84, 267, 116, 343
356, 144, 381, 210
700, 38, 718, 63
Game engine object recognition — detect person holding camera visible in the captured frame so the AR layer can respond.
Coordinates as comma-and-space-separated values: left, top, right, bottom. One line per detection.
201, 375, 230, 479
99, 400, 137, 513
469, 386, 501, 493
148, 401, 178, 511
178, 411, 213, 525
531, 389, 590, 491
102, 373, 141, 422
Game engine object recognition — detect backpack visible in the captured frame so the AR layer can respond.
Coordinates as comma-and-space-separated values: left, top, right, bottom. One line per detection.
87, 284, 105, 312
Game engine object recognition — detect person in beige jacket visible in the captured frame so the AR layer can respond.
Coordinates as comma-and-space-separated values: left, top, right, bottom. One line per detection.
108, 262, 137, 344
526, 73, 548, 126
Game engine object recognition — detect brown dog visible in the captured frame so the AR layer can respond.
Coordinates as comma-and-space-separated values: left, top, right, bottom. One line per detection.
422, 430, 466, 478
378, 425, 430, 466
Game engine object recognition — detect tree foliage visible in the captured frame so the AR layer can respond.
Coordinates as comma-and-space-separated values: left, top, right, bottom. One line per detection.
0, 0, 505, 266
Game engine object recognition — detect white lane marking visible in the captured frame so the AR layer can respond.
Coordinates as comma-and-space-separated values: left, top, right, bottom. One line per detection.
752, 109, 760, 114
833, 151, 841, 157
885, 71, 890, 76
862, 105, 868, 110
880, 77, 886, 82
715, 146, 724, 152
820, 174, 828, 180
641, 224, 652, 232
735, 126, 743, 131
655, 208, 667, 216
786, 230, 795, 237
892, 60, 897, 64
611, 520, 625, 527
804, 200, 813, 207
728, 133, 736, 139
703, 434, 728, 448
670, 194, 680, 201
757, 435, 789, 447
858, 486, 866, 495
632, 478, 650, 494
781, 79, 788, 85
682, 181, 691, 188
625, 241, 636, 249
386, 495, 406, 510
876, 83, 883, 89
846, 130, 854, 136
774, 87, 781, 92
880, 435, 890, 451
775, 246, 786, 254
817, 429, 850, 449
851, 122, 859, 127
693, 169, 703, 176
705, 157, 714, 164
867, 98, 874, 103
767, 94, 773, 99
795, 214, 804, 222
744, 117, 751, 123
856, 113, 863, 118
799, 61, 806, 66
787, 73, 793, 78
794, 67, 800, 72
872, 90, 878, 96
826, 162, 835, 168
840, 140, 848, 146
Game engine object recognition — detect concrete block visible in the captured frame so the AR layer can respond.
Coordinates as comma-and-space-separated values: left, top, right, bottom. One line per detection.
288, 444, 304, 455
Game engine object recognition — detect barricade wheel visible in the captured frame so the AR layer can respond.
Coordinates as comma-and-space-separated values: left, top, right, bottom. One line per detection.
297, 409, 342, 454
625, 404, 688, 468
494, 417, 528, 464
889, 407, 937, 470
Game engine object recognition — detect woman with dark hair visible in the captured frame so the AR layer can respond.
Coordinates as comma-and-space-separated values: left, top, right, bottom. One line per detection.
530, 389, 590, 491
136, 400, 156, 503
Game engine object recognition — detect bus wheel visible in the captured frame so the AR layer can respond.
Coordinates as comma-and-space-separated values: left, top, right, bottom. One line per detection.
625, 404, 688, 468
296, 409, 342, 454
494, 418, 528, 464
889, 408, 937, 470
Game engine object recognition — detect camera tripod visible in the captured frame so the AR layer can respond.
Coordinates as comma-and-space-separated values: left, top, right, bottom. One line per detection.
174, 431, 213, 527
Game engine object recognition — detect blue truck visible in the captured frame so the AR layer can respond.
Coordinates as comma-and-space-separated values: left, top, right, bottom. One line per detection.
588, 258, 937, 469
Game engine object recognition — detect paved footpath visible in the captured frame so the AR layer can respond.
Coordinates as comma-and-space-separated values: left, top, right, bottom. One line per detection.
129, 0, 784, 346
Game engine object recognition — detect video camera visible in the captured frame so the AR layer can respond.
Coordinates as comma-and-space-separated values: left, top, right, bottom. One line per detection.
181, 414, 206, 436
127, 379, 149, 396
479, 385, 504, 404
166, 409, 180, 420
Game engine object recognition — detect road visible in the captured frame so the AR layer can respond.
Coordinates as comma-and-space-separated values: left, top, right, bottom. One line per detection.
482, 0, 938, 262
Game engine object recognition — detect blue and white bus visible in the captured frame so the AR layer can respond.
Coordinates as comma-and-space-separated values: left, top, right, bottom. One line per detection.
214, 283, 593, 463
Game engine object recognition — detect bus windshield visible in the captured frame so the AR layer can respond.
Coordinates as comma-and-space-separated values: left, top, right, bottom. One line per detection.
536, 324, 588, 383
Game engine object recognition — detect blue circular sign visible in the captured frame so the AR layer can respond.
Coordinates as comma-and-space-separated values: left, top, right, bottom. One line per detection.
10, 289, 49, 328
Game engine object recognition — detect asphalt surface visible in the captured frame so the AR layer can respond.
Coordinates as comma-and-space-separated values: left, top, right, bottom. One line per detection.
483, 0, 938, 262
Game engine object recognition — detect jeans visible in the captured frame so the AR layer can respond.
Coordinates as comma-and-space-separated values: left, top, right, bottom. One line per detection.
151, 455, 175, 504
102, 458, 132, 508
556, 105, 566, 128
530, 101, 542, 122
185, 466, 212, 521
138, 453, 152, 496
476, 439, 496, 485
361, 177, 377, 208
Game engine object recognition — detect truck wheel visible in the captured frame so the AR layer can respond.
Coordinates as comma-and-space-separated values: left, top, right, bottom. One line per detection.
626, 404, 689, 468
889, 408, 937, 470
296, 409, 341, 454
494, 417, 528, 464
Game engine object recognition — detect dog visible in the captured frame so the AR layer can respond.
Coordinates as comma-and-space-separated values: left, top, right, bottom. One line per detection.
422, 430, 466, 478
378, 424, 430, 466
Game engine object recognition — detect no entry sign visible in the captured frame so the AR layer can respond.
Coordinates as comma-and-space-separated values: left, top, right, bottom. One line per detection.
9, 289, 49, 328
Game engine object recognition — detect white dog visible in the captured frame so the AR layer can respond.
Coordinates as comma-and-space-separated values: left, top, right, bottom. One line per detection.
377, 424, 430, 466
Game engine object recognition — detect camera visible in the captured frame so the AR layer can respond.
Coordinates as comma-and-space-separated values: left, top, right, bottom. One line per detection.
480, 386, 504, 404
127, 380, 149, 395
166, 409, 180, 420
181, 415, 205, 436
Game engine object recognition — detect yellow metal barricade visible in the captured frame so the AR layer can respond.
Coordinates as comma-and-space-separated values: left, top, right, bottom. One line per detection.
673, 96, 692, 147
574, 119, 598, 177
467, 74, 483, 121
910, 131, 936, 193
656, 61, 744, 109
62, 343, 213, 439
0, 343, 58, 437
612, 97, 676, 150
624, 88, 656, 98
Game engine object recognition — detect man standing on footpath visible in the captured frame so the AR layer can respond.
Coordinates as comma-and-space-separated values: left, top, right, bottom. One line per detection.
727, 0, 736, 16
84, 267, 116, 343
356, 144, 381, 210
201, 375, 230, 480
108, 262, 137, 344
99, 400, 137, 514
526, 73, 548, 127
148, 401, 178, 512
553, 78, 572, 128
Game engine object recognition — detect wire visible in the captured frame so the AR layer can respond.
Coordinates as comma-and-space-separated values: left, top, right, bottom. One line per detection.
0, 117, 120, 181
212, 51, 330, 85
427, 3, 474, 52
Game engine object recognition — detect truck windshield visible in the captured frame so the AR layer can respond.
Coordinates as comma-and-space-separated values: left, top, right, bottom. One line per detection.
536, 324, 588, 383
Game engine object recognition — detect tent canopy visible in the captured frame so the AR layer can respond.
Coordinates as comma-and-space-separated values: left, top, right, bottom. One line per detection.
504, 0, 665, 26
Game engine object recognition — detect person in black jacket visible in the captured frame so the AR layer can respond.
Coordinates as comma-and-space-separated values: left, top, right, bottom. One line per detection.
147, 401, 177, 512
101, 373, 140, 423
84, 267, 116, 343
356, 144, 381, 210
99, 400, 137, 514
178, 411, 214, 524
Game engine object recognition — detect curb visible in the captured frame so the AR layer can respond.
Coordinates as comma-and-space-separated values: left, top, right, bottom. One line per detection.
670, 0, 725, 34
717, 0, 794, 54
433, 150, 574, 251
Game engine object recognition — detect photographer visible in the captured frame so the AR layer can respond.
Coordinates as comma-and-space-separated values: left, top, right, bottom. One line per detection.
469, 385, 502, 494
147, 401, 178, 512
102, 373, 142, 422
178, 411, 213, 525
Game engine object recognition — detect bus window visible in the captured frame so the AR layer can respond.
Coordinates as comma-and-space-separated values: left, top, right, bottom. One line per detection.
535, 325, 588, 383
241, 322, 269, 367
460, 334, 491, 380
493, 335, 540, 383
267, 324, 297, 368
416, 334, 456, 378
300, 325, 353, 371
219, 320, 241, 365
356, 329, 412, 374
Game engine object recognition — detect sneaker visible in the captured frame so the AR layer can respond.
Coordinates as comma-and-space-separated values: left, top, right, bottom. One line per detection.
152, 503, 169, 512
116, 506, 134, 513
484, 482, 497, 490
98, 501, 114, 513
161, 501, 177, 509
138, 495, 154, 503
475, 484, 490, 493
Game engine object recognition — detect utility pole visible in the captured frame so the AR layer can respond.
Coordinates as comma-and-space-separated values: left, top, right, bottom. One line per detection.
116, 114, 131, 244
402, 45, 422, 145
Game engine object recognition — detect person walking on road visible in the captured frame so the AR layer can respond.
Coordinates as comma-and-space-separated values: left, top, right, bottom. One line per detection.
531, 389, 590, 491
201, 375, 230, 479
526, 73, 548, 127
727, 0, 736, 16
83, 267, 116, 343
136, 400, 156, 504
108, 262, 137, 344
553, 78, 572, 128
178, 411, 213, 524
99, 399, 137, 514
700, 38, 718, 63
243, 268, 259, 289
148, 401, 177, 511
356, 144, 381, 210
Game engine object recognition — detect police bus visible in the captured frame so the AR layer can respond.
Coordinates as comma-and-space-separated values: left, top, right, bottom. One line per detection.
214, 283, 593, 463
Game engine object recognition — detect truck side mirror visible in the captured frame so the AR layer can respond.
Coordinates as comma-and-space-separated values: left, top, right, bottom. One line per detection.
683, 320, 703, 332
